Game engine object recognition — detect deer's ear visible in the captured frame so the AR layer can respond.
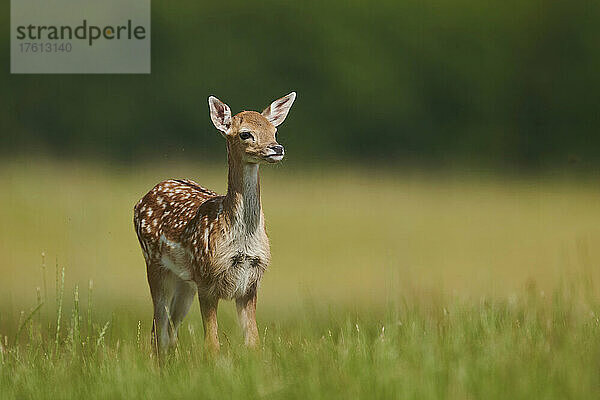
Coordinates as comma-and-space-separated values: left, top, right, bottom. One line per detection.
262, 92, 296, 127
208, 96, 232, 135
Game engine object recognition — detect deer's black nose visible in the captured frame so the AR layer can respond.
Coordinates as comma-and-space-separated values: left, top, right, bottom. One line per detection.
269, 145, 285, 155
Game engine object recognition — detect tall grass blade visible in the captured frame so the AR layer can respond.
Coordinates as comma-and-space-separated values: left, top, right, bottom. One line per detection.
87, 280, 93, 345
41, 252, 47, 304
55, 266, 65, 354
136, 320, 141, 350
71, 285, 80, 355
96, 321, 110, 349
13, 302, 44, 345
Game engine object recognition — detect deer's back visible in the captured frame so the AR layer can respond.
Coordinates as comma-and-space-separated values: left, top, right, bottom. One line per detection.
133, 179, 219, 263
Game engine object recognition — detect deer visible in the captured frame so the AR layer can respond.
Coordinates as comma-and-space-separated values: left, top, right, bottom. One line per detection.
133, 92, 296, 355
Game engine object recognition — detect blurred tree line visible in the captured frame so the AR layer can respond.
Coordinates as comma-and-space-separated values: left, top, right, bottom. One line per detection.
1, 0, 599, 169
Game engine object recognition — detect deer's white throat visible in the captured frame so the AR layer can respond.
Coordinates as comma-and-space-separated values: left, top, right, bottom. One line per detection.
241, 163, 261, 231
226, 162, 262, 234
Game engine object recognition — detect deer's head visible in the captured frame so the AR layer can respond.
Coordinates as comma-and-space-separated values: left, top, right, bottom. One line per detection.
208, 92, 296, 164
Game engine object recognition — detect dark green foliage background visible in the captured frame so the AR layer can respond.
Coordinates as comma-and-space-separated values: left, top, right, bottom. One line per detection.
2, 0, 599, 168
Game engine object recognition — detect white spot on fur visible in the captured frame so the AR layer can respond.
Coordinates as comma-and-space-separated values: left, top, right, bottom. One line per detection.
203, 228, 209, 253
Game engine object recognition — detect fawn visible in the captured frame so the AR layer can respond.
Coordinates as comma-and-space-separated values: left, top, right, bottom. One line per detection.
133, 92, 296, 354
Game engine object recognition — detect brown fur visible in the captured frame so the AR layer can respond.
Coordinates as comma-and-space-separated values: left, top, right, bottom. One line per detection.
133, 93, 296, 354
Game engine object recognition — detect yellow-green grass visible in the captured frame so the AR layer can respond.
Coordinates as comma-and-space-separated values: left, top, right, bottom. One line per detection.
0, 159, 599, 399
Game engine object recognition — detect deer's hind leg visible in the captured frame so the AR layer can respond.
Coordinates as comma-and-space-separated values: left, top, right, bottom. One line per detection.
147, 262, 178, 355
167, 279, 197, 346
148, 261, 197, 354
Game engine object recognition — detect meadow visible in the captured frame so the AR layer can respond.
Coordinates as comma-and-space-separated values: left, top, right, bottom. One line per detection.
0, 159, 599, 399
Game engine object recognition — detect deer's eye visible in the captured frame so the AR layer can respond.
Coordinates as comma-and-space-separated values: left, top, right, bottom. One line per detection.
239, 132, 253, 140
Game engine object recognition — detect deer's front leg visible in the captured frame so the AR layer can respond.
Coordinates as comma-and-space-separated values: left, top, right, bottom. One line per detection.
199, 296, 220, 353
236, 290, 259, 348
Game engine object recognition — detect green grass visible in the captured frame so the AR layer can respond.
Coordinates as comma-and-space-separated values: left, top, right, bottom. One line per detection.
1, 160, 600, 399
2, 276, 599, 399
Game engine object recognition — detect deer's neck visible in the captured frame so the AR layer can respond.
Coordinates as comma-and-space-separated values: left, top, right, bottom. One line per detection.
224, 150, 262, 234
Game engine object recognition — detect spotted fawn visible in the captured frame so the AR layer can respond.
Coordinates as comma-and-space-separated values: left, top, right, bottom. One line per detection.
133, 92, 296, 353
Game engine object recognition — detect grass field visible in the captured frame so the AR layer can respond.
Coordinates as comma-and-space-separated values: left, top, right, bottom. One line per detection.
1, 159, 599, 399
